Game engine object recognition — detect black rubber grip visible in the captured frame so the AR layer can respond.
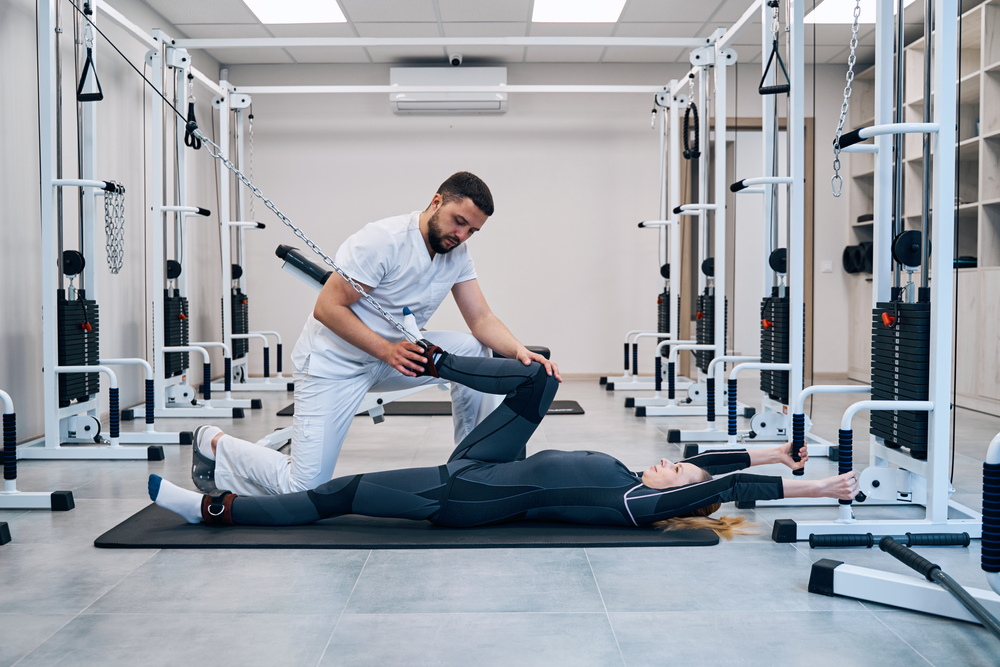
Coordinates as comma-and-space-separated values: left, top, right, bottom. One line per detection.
791, 412, 805, 477
203, 363, 212, 401
730, 180, 747, 193
3, 412, 16, 481
145, 379, 154, 425
263, 348, 270, 378
838, 429, 853, 506
905, 532, 971, 547
255, 222, 266, 229
224, 358, 232, 393
624, 343, 629, 371
727, 378, 738, 436
758, 84, 790, 96
706, 377, 715, 423
984, 462, 1000, 573
632, 344, 638, 377
880, 536, 939, 581
276, 245, 332, 288
672, 206, 684, 215
809, 533, 874, 549
109, 387, 120, 439
196, 207, 211, 217
654, 356, 662, 392
837, 128, 864, 149
667, 362, 676, 400
638, 222, 646, 228
276, 343, 283, 374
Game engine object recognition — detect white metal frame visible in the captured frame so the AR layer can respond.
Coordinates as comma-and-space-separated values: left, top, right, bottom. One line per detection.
774, 0, 981, 541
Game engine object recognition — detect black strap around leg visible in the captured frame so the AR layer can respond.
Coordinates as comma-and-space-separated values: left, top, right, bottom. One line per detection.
76, 47, 104, 102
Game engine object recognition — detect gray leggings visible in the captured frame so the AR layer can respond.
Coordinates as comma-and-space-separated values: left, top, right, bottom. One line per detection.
227, 353, 559, 526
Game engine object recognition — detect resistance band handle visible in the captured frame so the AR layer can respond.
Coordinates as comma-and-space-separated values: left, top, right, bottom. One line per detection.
758, 84, 791, 96
906, 532, 971, 547
185, 105, 202, 149
683, 103, 700, 160
985, 462, 1000, 573
838, 429, 853, 505
144, 379, 154, 425
3, 412, 16, 482
836, 128, 864, 149
730, 180, 748, 193
809, 533, 875, 549
76, 47, 104, 102
195, 207, 211, 217
879, 536, 940, 581
791, 413, 805, 476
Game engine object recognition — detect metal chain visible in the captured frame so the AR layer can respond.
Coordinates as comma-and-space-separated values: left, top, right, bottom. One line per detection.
198, 134, 419, 344
832, 0, 863, 197
104, 181, 125, 274
248, 110, 254, 219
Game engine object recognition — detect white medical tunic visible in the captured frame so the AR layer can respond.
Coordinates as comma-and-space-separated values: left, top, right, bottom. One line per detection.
291, 211, 477, 378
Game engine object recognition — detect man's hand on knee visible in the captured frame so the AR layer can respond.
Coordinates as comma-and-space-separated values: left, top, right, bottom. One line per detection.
515, 347, 561, 382
382, 340, 430, 377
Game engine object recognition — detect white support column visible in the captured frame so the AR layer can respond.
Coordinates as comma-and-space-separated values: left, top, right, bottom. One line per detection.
175, 63, 189, 301
668, 82, 682, 343
761, 0, 777, 296
872, 0, 895, 308
216, 80, 234, 379
148, 37, 167, 412
787, 0, 805, 421
713, 41, 729, 378
928, 0, 958, 523
697, 66, 709, 295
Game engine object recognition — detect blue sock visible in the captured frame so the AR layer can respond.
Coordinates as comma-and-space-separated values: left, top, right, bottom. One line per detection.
148, 474, 162, 501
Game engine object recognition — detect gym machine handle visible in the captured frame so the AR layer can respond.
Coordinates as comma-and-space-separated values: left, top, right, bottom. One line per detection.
836, 128, 864, 149
758, 83, 790, 96
880, 536, 941, 580
672, 206, 684, 215
195, 207, 211, 217
730, 180, 748, 193
276, 244, 333, 287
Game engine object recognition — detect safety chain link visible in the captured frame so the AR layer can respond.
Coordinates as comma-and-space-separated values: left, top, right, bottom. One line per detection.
104, 181, 125, 274
832, 0, 863, 197
198, 134, 418, 344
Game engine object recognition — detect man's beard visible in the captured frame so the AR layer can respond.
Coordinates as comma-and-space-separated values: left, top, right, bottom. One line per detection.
427, 210, 460, 254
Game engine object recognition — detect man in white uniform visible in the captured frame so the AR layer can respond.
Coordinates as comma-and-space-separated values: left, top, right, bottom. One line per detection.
199, 172, 560, 495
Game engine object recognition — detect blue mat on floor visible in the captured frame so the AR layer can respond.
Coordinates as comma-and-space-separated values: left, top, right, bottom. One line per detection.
94, 504, 719, 549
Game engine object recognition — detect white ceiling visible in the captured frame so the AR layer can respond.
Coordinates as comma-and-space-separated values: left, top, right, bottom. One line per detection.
138, 0, 932, 67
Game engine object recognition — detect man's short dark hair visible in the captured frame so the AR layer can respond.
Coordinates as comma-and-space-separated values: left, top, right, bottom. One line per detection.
437, 172, 494, 217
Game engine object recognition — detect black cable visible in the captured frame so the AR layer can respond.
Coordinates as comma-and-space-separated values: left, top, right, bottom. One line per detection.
143, 61, 150, 359
951, 0, 963, 483
810, 4, 817, 418
65, 0, 187, 125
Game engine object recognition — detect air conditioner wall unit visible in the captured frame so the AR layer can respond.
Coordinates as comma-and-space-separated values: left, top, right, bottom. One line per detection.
389, 67, 507, 114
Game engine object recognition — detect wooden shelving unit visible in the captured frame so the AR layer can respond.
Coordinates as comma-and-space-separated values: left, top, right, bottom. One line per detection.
845, 0, 1000, 415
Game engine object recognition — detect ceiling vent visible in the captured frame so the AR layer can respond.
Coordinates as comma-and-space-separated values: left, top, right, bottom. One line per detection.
389, 67, 507, 114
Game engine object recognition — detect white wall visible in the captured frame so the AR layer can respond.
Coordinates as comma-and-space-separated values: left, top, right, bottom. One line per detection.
231, 60, 853, 377
0, 0, 221, 440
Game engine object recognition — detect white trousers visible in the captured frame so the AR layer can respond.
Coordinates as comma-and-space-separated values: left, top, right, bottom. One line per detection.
214, 331, 500, 495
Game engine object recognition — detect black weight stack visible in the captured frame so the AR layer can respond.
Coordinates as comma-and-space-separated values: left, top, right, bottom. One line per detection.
164, 289, 189, 378
695, 289, 727, 374
870, 301, 931, 458
232, 288, 249, 360
57, 289, 100, 407
760, 289, 790, 403
657, 288, 670, 348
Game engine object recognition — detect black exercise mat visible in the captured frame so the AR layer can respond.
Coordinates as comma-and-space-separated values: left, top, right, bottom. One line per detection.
277, 400, 585, 417
95, 504, 718, 549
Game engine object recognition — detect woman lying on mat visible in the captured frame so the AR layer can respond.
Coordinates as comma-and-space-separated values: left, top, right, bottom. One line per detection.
149, 351, 858, 538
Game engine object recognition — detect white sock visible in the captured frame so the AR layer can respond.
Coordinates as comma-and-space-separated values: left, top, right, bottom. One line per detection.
149, 475, 203, 524
197, 426, 222, 461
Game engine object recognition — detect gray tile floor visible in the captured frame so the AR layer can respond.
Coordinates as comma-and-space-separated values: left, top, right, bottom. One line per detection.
2, 375, 998, 666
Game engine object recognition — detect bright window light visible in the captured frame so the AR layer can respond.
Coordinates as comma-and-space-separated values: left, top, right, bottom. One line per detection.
532, 0, 628, 23
244, 0, 346, 24
805, 0, 918, 24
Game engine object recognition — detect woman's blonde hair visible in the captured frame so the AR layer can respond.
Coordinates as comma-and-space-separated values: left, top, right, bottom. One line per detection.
651, 467, 756, 540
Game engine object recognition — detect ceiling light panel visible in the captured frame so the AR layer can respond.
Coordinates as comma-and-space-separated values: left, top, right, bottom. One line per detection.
532, 0, 628, 23
244, 0, 347, 24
